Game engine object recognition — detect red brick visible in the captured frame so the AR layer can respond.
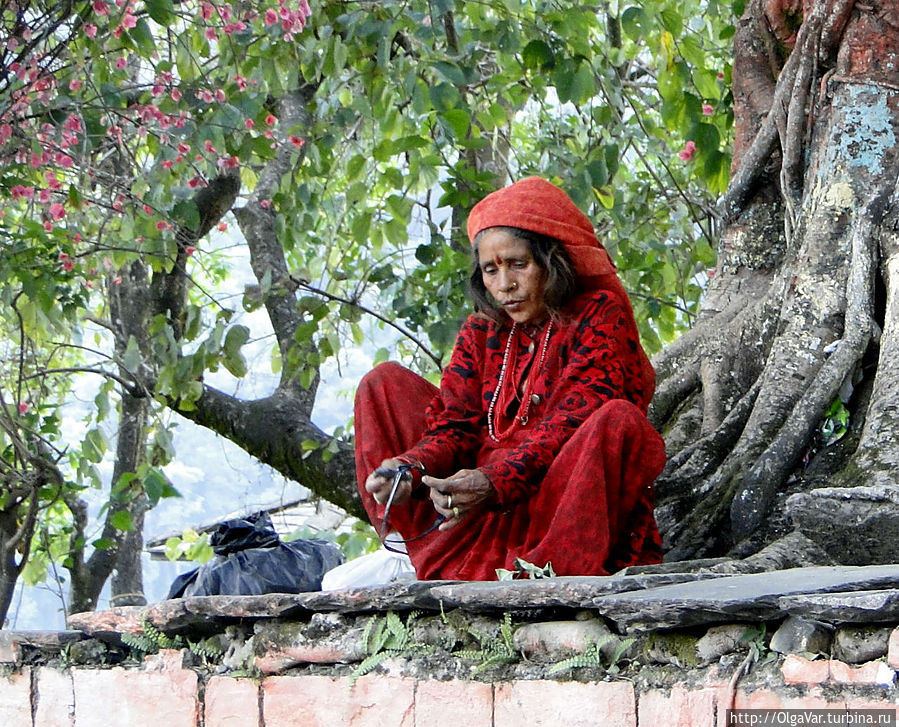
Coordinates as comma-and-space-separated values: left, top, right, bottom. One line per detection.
0, 667, 31, 726
204, 677, 259, 727
263, 674, 414, 727
781, 654, 830, 684
143, 648, 186, 672
638, 685, 716, 727
494, 680, 636, 727
414, 679, 493, 725
72, 666, 198, 727
731, 687, 832, 712
830, 659, 895, 686
35, 666, 74, 727
888, 628, 899, 670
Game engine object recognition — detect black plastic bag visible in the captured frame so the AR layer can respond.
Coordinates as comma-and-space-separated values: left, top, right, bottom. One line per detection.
166, 512, 344, 599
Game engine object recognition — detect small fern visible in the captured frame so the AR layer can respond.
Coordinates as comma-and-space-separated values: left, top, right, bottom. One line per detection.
455, 612, 518, 674
350, 610, 431, 686
187, 637, 224, 665
548, 636, 636, 676
121, 618, 184, 658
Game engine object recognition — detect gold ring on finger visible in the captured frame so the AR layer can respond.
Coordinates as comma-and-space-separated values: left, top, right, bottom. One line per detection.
452, 506, 460, 518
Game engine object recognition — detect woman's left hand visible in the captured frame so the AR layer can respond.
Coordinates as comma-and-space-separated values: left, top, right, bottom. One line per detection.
423, 469, 497, 530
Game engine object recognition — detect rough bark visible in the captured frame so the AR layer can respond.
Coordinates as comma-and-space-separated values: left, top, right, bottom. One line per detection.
652, 0, 899, 562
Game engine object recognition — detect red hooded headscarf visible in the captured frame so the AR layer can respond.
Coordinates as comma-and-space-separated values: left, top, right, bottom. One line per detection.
466, 176, 656, 400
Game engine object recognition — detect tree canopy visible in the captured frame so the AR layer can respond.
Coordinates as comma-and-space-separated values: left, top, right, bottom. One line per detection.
0, 0, 766, 623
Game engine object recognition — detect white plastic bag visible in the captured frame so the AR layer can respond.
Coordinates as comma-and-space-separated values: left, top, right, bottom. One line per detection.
320, 538, 416, 590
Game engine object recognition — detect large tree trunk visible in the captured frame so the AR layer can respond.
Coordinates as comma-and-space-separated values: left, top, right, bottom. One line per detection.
651, 0, 899, 562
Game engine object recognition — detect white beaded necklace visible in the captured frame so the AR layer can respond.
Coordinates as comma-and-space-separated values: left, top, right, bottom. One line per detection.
487, 319, 554, 443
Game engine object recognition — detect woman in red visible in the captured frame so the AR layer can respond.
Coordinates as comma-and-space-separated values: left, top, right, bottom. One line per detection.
354, 177, 666, 581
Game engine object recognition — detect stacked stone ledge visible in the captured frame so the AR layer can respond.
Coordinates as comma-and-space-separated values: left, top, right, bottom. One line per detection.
2, 564, 899, 725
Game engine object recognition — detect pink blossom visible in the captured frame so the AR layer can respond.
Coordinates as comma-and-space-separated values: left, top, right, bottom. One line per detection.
265, 114, 277, 126
6, 37, 19, 52
201, 1, 214, 19
217, 222, 228, 231
244, 118, 255, 129
171, 88, 182, 101
206, 28, 218, 40
218, 155, 239, 168
204, 139, 217, 153
162, 160, 174, 169
84, 23, 98, 38
115, 56, 128, 70
156, 220, 171, 231
177, 142, 191, 153
39, 189, 51, 203
17, 402, 28, 414
122, 13, 137, 29
702, 103, 714, 116
717, 71, 725, 80
214, 89, 226, 102
265, 8, 278, 25
288, 134, 305, 148
56, 153, 74, 168
112, 275, 122, 284
69, 78, 83, 91
187, 176, 206, 188
11, 185, 34, 200
197, 89, 214, 103
0, 124, 11, 143
678, 140, 696, 161
260, 199, 271, 208
234, 74, 248, 91
44, 221, 53, 231
92, 0, 109, 15
63, 115, 82, 132
185, 246, 196, 256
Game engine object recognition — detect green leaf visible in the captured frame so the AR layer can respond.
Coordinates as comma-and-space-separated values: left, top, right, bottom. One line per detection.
223, 325, 250, 377
122, 335, 142, 372
433, 61, 468, 85
429, 83, 461, 112
620, 7, 650, 40
83, 429, 107, 463
128, 18, 156, 56
440, 109, 471, 139
660, 8, 683, 36
142, 467, 168, 506
110, 510, 135, 532
172, 200, 200, 232
593, 186, 615, 209
522, 40, 554, 70
145, 0, 175, 25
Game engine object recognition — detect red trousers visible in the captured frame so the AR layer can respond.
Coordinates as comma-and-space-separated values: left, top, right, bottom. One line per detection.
354, 362, 665, 580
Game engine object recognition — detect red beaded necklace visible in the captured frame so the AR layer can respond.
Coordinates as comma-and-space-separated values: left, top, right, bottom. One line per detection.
487, 319, 554, 443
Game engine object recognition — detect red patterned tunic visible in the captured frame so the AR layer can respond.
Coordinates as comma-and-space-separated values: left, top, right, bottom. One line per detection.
354, 288, 665, 580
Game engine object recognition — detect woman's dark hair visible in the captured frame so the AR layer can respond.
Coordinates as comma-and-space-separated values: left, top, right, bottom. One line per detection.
468, 226, 578, 320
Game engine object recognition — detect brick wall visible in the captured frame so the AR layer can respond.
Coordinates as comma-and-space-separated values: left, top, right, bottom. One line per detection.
2, 648, 898, 727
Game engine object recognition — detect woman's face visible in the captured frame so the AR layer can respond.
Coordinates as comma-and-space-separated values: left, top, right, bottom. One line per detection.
477, 228, 548, 324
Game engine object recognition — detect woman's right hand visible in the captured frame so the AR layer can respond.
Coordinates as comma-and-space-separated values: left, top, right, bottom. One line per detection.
365, 458, 412, 507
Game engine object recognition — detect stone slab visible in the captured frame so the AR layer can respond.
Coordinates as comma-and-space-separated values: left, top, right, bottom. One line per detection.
429, 572, 726, 611
778, 589, 899, 623
0, 630, 85, 663
592, 565, 899, 631
291, 579, 460, 612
